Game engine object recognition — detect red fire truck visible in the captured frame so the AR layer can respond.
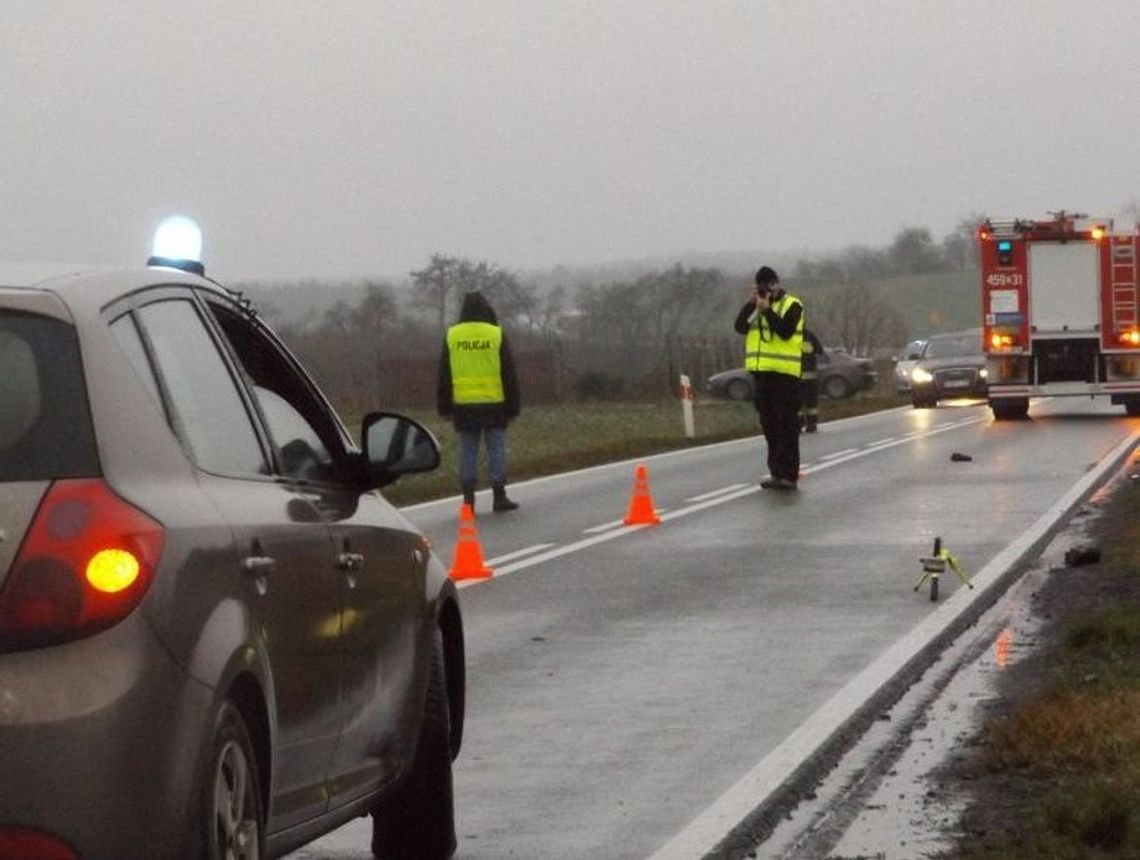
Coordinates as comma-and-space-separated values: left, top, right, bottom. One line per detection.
978, 211, 1140, 420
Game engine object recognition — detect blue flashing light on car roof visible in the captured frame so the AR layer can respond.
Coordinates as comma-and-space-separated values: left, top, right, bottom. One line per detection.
147, 215, 204, 275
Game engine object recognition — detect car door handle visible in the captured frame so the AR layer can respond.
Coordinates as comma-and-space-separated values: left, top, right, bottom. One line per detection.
242, 555, 277, 575
337, 552, 364, 572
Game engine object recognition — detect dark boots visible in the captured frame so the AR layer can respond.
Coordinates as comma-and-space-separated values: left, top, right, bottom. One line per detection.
463, 482, 519, 512
492, 483, 519, 512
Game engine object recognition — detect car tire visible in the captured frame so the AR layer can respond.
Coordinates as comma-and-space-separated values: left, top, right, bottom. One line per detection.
911, 394, 932, 409
821, 375, 851, 400
726, 378, 752, 401
203, 702, 263, 860
1125, 400, 1140, 417
372, 632, 456, 860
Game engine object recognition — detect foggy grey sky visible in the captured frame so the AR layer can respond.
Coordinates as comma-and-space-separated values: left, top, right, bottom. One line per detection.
3, 1, 1138, 283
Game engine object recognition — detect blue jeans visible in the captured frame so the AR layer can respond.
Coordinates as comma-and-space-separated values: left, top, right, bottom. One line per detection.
458, 427, 507, 486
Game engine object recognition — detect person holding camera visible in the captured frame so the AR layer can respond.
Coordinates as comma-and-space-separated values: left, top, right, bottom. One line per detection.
734, 266, 805, 489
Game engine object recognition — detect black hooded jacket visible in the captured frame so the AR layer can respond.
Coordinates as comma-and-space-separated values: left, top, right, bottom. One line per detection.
437, 291, 521, 430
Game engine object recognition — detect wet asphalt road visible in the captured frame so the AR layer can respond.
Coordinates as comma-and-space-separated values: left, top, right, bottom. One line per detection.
293, 398, 1137, 859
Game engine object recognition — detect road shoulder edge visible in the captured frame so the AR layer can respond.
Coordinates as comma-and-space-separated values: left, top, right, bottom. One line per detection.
649, 428, 1140, 860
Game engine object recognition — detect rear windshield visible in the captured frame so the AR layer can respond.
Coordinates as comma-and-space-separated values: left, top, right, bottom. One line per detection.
0, 311, 98, 480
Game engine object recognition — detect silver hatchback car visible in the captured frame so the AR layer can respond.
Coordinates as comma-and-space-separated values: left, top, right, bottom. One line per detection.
0, 230, 464, 860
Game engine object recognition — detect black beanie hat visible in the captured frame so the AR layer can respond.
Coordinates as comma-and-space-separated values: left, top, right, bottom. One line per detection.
754, 266, 779, 288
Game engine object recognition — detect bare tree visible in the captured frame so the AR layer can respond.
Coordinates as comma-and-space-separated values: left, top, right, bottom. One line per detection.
410, 254, 534, 330
810, 280, 907, 355
410, 254, 459, 332
889, 227, 942, 274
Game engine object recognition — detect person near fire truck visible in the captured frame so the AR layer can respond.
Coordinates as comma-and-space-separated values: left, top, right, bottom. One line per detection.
799, 327, 824, 433
734, 266, 805, 489
437, 290, 521, 512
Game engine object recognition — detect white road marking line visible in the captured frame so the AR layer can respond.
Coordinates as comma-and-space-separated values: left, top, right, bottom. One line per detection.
685, 483, 748, 502
820, 448, 857, 460
402, 406, 917, 512
648, 426, 1140, 860
484, 543, 556, 566
461, 417, 988, 587
583, 519, 627, 534
867, 437, 896, 446
584, 510, 672, 534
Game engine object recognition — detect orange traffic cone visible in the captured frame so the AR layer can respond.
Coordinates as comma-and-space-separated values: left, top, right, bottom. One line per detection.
623, 463, 661, 526
449, 503, 494, 580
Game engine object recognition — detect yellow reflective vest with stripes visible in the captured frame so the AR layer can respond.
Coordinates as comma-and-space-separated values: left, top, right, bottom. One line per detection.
447, 321, 505, 404
744, 293, 804, 378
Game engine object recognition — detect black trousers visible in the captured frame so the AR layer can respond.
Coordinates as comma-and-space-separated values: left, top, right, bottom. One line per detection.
753, 371, 801, 482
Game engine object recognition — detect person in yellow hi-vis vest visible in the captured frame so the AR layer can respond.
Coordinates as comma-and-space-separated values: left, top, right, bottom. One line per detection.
733, 266, 804, 489
437, 291, 521, 512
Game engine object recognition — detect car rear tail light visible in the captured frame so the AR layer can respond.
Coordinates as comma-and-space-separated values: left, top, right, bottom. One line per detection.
0, 827, 78, 860
0, 479, 163, 652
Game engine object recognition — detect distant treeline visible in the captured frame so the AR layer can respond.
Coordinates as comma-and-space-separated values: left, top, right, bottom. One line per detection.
232, 220, 982, 410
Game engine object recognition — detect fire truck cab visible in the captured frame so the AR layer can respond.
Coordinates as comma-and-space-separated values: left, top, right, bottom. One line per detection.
978, 211, 1140, 420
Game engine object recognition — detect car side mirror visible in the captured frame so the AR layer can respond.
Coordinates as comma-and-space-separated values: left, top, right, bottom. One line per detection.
361, 412, 441, 488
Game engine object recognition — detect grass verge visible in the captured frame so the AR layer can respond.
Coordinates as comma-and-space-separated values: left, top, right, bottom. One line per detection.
948, 468, 1140, 859
377, 393, 910, 506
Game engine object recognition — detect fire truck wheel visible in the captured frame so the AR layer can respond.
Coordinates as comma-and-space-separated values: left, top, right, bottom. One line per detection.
992, 399, 1029, 421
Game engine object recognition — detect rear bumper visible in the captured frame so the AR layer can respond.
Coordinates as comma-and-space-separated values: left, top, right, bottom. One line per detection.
0, 614, 213, 860
989, 382, 1140, 399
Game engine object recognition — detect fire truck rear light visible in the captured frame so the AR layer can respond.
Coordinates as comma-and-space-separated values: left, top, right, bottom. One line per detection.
1122, 330, 1140, 347
0, 479, 164, 652
1091, 226, 1106, 240
990, 333, 1018, 349
0, 827, 78, 860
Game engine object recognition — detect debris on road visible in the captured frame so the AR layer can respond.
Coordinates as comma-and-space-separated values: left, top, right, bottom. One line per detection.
1063, 545, 1101, 567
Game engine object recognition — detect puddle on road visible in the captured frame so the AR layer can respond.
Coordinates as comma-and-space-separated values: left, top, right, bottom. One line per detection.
754, 509, 1104, 860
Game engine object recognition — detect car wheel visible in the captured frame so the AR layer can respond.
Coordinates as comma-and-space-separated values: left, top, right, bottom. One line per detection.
204, 702, 263, 860
726, 378, 752, 401
821, 375, 850, 400
1125, 400, 1140, 417
372, 632, 456, 860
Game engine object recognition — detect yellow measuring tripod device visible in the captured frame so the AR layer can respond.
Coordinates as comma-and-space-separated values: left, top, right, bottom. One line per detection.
914, 536, 973, 602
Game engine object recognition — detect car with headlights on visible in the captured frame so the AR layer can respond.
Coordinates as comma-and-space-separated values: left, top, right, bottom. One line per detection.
707, 347, 877, 401
910, 329, 988, 408
0, 218, 465, 860
892, 339, 927, 393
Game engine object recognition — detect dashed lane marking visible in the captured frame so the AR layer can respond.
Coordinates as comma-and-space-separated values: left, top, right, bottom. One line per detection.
463, 417, 987, 587
820, 448, 857, 460
685, 483, 749, 503
483, 543, 556, 566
